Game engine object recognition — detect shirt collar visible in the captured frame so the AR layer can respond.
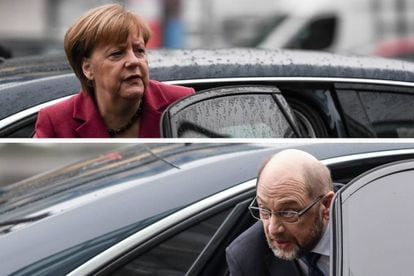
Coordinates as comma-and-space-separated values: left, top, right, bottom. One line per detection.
312, 222, 330, 257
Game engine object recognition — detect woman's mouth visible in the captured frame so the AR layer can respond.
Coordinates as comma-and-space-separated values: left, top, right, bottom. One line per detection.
124, 74, 142, 83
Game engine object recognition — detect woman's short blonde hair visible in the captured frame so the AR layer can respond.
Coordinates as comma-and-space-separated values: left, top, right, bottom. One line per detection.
64, 4, 152, 94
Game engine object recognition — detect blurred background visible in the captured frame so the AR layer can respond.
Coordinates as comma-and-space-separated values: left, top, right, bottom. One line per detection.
0, 0, 414, 61
0, 143, 128, 187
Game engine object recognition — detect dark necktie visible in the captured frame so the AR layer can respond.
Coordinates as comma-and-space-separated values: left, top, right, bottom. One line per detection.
303, 252, 325, 276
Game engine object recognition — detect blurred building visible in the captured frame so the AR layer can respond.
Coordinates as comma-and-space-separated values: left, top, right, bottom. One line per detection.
0, 0, 276, 56
0, 0, 413, 59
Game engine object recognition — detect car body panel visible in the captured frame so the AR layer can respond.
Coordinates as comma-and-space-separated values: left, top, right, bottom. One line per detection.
1, 49, 414, 138
2, 143, 414, 274
0, 143, 284, 274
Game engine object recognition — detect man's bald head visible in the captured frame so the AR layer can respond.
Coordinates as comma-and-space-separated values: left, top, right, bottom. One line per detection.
257, 149, 332, 198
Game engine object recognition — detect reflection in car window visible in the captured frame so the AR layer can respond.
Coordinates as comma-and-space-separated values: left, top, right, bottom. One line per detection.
171, 94, 295, 138
11, 212, 175, 275
359, 91, 414, 137
112, 209, 230, 275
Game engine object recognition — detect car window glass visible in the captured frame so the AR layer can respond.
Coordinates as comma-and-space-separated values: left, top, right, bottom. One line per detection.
335, 90, 377, 137
111, 209, 231, 275
338, 165, 414, 275
170, 94, 295, 138
358, 91, 414, 137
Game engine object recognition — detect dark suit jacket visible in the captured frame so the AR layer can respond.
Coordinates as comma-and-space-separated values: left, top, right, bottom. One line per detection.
34, 80, 194, 138
226, 221, 304, 276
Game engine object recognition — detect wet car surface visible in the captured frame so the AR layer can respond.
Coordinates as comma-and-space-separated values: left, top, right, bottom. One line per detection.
1, 48, 414, 138
1, 143, 414, 275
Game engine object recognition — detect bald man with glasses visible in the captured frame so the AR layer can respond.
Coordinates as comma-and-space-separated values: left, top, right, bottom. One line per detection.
226, 149, 335, 276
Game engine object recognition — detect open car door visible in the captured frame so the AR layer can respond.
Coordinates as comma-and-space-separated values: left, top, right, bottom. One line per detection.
331, 159, 414, 276
161, 85, 301, 138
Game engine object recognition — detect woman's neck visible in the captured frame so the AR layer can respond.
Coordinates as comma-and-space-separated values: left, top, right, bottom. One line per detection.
96, 94, 142, 132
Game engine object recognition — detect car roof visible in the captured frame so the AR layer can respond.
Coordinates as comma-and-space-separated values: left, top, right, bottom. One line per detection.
2, 48, 414, 84
0, 54, 72, 86
1, 48, 414, 121
0, 143, 274, 225
1, 142, 413, 225
149, 48, 414, 83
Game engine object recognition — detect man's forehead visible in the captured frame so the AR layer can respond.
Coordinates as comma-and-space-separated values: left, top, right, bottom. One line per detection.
257, 169, 309, 203
259, 165, 306, 188
256, 189, 307, 207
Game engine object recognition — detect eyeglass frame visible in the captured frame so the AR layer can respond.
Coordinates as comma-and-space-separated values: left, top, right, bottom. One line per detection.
248, 194, 325, 224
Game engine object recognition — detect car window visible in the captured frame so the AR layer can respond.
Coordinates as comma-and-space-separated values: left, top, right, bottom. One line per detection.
335, 83, 414, 137
173, 94, 294, 138
111, 208, 231, 276
332, 160, 414, 275
162, 86, 298, 138
359, 91, 414, 137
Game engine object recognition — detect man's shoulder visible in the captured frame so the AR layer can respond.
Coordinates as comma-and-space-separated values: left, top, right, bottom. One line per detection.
227, 221, 267, 254
225, 221, 272, 276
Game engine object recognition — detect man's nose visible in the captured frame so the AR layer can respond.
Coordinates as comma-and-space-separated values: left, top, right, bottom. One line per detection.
267, 214, 285, 235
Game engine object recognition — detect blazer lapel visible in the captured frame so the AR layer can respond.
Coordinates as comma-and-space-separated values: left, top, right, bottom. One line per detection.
73, 92, 111, 138
138, 82, 165, 138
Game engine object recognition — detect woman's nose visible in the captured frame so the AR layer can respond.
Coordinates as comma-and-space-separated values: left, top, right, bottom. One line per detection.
124, 50, 140, 68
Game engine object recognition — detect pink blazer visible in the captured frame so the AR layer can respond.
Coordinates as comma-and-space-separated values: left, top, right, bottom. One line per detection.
34, 80, 194, 138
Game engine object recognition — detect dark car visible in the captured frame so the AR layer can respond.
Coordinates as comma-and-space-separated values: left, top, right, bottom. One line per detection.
1, 142, 414, 275
1, 48, 414, 138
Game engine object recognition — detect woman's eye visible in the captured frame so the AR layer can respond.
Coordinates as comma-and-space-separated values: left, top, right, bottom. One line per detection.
110, 50, 123, 57
135, 48, 146, 55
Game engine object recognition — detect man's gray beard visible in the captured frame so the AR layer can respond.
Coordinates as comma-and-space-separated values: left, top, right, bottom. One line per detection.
269, 242, 300, 260
267, 213, 325, 261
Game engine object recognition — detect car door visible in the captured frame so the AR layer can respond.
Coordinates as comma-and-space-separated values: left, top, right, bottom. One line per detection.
331, 159, 414, 276
66, 185, 257, 276
161, 85, 301, 138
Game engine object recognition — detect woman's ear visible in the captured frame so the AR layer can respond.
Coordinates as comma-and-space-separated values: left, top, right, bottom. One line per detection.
82, 58, 94, 80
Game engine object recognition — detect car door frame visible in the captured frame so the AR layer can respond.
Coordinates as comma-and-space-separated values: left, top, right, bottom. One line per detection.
67, 180, 258, 276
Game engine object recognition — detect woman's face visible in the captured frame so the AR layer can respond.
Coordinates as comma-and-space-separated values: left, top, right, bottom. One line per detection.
82, 30, 149, 103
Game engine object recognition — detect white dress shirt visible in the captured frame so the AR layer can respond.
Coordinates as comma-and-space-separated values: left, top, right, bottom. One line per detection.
298, 223, 330, 275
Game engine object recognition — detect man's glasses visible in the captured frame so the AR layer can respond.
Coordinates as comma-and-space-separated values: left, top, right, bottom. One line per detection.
248, 195, 324, 224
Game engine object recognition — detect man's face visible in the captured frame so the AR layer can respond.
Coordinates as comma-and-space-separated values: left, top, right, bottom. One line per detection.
256, 171, 328, 260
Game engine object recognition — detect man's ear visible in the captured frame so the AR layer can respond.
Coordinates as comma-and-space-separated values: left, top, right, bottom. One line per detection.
322, 191, 335, 220
82, 58, 94, 80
